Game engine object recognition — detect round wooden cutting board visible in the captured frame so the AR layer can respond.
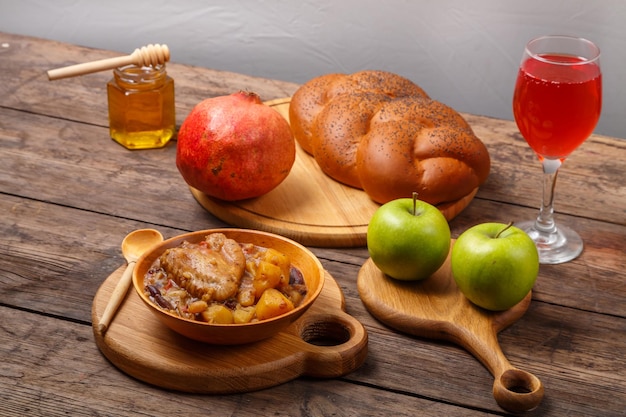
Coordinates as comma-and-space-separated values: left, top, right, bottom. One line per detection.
190, 98, 478, 248
92, 266, 368, 394
356, 241, 544, 413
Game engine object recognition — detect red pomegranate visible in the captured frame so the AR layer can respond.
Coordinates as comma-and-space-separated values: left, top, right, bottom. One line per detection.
176, 91, 295, 201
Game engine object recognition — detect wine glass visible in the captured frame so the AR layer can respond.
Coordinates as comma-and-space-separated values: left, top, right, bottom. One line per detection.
512, 35, 602, 264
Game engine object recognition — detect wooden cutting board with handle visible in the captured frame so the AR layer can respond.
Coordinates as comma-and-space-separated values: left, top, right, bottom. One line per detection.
92, 266, 367, 394
357, 241, 544, 413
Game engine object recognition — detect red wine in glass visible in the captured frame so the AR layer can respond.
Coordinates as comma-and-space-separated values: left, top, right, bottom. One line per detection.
513, 36, 602, 264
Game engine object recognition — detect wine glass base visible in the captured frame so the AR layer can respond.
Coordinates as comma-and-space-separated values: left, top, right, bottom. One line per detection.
516, 220, 583, 265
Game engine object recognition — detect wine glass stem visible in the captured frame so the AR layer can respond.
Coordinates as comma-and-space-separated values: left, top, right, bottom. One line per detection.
534, 159, 561, 233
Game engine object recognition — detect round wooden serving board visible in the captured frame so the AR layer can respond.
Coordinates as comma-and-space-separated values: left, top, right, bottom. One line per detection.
190, 97, 478, 248
92, 266, 368, 394
357, 241, 544, 413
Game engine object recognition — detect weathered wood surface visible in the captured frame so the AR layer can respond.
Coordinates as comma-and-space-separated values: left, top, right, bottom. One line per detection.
1, 32, 625, 416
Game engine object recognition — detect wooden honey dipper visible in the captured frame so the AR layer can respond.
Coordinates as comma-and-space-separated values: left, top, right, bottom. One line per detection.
47, 43, 170, 80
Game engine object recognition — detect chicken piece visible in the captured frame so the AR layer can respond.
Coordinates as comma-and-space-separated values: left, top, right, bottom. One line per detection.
159, 233, 246, 302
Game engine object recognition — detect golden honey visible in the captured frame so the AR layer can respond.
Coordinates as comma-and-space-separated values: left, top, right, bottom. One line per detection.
107, 64, 175, 149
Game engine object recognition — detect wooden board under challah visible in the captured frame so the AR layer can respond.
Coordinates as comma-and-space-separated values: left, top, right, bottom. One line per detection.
288, 70, 491, 206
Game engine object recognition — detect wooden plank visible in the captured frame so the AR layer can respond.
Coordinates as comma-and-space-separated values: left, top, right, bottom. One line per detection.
2, 97, 623, 231
3, 296, 623, 416
1, 193, 624, 323
2, 177, 624, 322
0, 106, 213, 229
0, 195, 189, 322
0, 307, 490, 417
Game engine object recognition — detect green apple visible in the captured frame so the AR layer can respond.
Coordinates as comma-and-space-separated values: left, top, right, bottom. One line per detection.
367, 194, 451, 281
451, 222, 539, 311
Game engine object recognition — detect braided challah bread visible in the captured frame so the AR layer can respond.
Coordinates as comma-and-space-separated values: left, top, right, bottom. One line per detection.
289, 70, 490, 206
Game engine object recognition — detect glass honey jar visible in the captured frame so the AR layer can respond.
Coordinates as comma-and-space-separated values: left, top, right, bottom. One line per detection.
107, 64, 175, 149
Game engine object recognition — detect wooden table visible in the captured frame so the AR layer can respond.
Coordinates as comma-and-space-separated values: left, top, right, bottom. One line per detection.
1, 32, 624, 416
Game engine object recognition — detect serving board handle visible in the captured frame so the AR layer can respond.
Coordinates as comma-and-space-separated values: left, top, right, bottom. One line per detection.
457, 318, 544, 412
291, 309, 369, 377
493, 368, 544, 413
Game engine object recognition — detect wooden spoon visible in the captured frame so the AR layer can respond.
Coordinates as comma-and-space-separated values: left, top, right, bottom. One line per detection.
97, 229, 164, 334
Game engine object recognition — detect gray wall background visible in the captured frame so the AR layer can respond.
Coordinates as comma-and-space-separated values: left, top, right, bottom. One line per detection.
2, 0, 624, 139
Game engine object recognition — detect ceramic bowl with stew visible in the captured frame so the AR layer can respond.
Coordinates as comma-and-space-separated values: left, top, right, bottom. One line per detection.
132, 228, 325, 345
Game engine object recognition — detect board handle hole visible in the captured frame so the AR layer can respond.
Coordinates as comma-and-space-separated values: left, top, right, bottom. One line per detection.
500, 369, 541, 394
494, 369, 544, 413
300, 320, 351, 346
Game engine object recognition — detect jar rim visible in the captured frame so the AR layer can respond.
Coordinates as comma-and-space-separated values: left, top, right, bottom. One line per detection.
114, 64, 166, 84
